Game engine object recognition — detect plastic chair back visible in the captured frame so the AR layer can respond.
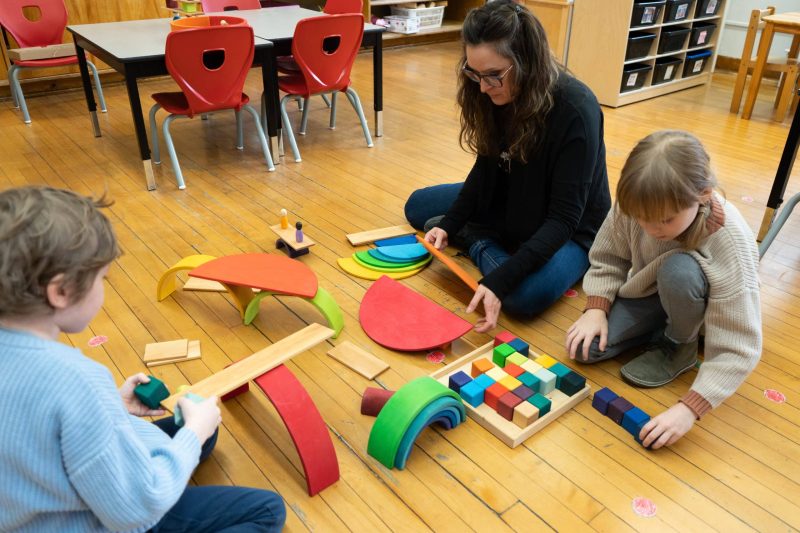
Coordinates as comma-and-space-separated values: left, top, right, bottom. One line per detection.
201, 0, 261, 11
165, 24, 254, 116
0, 0, 67, 48
291, 13, 364, 95
323, 0, 362, 15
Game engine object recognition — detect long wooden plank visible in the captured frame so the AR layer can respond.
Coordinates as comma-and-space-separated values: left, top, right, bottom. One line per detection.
161, 323, 334, 411
327, 341, 389, 379
416, 235, 479, 291
346, 224, 416, 246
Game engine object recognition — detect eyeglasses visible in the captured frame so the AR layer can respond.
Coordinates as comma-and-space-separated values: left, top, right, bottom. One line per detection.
461, 62, 514, 88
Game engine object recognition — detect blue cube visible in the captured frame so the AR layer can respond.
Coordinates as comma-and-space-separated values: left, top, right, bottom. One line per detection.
622, 407, 650, 440
507, 338, 529, 356
560, 371, 586, 396
460, 381, 486, 407
448, 371, 472, 394
591, 387, 619, 415
472, 374, 495, 390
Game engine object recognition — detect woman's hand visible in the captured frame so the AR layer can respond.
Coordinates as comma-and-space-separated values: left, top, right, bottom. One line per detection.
424, 227, 448, 250
467, 284, 501, 334
180, 396, 222, 444
565, 309, 607, 361
120, 373, 165, 417
639, 403, 696, 449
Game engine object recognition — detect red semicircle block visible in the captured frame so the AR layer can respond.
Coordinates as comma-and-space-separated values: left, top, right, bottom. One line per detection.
189, 253, 318, 298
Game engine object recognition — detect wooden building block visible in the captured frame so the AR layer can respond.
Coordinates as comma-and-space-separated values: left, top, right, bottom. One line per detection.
548, 362, 572, 387
146, 340, 201, 367
327, 341, 389, 380
493, 344, 516, 367
512, 385, 535, 402
560, 371, 587, 397
517, 371, 540, 391
485, 383, 509, 411
361, 387, 396, 416
520, 360, 543, 375
183, 276, 227, 292
533, 368, 556, 395
591, 387, 619, 415
533, 354, 558, 368
471, 358, 494, 377
507, 338, 529, 355
346, 224, 416, 246
497, 392, 524, 421
447, 371, 472, 394
8, 43, 74, 61
528, 393, 551, 417
512, 400, 539, 428
503, 362, 525, 378
173, 392, 204, 427
416, 235, 479, 291
622, 407, 650, 439
607, 397, 635, 425
485, 367, 508, 382
459, 380, 486, 407
134, 376, 170, 409
493, 330, 517, 347
506, 352, 528, 367
498, 375, 522, 391
144, 339, 189, 363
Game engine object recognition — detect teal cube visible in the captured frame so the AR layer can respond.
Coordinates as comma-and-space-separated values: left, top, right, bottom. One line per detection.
492, 344, 516, 367
134, 376, 170, 409
528, 393, 551, 417
174, 392, 205, 427
548, 362, 572, 388
517, 371, 541, 391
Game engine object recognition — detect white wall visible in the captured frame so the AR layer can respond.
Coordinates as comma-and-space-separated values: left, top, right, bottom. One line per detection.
717, 0, 800, 58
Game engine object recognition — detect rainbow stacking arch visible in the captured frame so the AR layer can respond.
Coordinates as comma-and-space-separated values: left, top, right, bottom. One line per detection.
367, 377, 466, 469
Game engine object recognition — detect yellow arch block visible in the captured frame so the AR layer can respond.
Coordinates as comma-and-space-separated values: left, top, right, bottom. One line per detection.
156, 254, 217, 301
337, 257, 425, 281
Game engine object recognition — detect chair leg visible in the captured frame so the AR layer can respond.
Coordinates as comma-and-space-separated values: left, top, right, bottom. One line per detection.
148, 103, 162, 164
242, 103, 275, 171
329, 92, 338, 130
162, 114, 187, 189
321, 93, 331, 108
345, 87, 374, 148
9, 65, 31, 124
280, 94, 302, 162
730, 65, 751, 114
8, 65, 19, 109
86, 60, 107, 113
296, 95, 304, 111
774, 68, 798, 121
299, 98, 310, 135
236, 109, 244, 149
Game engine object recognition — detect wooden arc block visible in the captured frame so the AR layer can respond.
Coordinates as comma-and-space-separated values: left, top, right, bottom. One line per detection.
346, 224, 416, 246
327, 341, 389, 380
144, 339, 189, 363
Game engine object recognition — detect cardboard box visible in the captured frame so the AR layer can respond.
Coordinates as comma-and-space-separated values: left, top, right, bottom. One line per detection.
8, 43, 75, 62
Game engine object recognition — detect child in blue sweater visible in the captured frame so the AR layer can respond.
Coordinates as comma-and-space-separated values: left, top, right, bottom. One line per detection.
0, 186, 286, 532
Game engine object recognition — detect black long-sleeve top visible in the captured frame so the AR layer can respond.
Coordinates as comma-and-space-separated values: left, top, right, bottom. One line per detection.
437, 74, 611, 300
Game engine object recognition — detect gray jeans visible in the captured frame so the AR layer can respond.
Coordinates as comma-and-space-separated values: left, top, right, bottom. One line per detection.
581, 252, 708, 363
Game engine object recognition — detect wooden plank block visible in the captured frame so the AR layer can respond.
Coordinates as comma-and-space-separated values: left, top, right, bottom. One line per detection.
327, 341, 389, 379
416, 235, 479, 291
183, 276, 227, 292
346, 224, 417, 246
270, 224, 315, 250
8, 43, 75, 61
161, 323, 335, 411
146, 346, 201, 367
144, 339, 189, 363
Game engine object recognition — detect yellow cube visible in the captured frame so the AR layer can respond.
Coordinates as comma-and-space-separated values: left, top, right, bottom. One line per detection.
534, 354, 558, 368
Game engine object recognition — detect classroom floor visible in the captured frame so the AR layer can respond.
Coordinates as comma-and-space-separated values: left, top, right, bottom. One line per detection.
2, 40, 799, 531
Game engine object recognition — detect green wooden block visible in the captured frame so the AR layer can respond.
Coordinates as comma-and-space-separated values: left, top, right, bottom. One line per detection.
134, 376, 170, 409
492, 344, 516, 367
506, 352, 528, 366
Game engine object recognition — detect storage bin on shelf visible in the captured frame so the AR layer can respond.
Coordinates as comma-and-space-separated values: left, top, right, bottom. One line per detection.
664, 0, 690, 22
390, 5, 445, 29
631, 0, 665, 27
657, 26, 690, 54
385, 15, 420, 34
621, 62, 651, 92
626, 31, 656, 60
170, 15, 246, 31
652, 56, 682, 84
689, 22, 716, 47
695, 0, 720, 17
683, 49, 712, 76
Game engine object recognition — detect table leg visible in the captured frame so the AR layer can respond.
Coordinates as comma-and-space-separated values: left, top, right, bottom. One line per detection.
262, 47, 282, 163
743, 22, 775, 120
372, 31, 383, 137
124, 72, 157, 191
73, 39, 101, 138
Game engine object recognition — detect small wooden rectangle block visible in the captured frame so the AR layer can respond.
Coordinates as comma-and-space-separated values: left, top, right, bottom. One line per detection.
183, 276, 227, 292
146, 340, 201, 367
270, 224, 315, 250
8, 43, 74, 61
327, 341, 389, 380
144, 339, 189, 362
346, 224, 416, 246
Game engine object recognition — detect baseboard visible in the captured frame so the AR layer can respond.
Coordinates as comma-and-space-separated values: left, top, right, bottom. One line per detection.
716, 55, 782, 79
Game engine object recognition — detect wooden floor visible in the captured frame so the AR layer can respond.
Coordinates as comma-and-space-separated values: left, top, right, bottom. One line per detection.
2, 41, 800, 532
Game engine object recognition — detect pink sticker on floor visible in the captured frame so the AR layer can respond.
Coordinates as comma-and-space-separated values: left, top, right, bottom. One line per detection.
741, 195, 754, 203
564, 289, 578, 298
426, 351, 446, 364
764, 389, 786, 403
88, 335, 108, 347
632, 497, 657, 517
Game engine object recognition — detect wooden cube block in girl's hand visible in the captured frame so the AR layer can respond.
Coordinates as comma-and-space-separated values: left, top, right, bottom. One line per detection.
173, 392, 205, 427
134, 376, 170, 409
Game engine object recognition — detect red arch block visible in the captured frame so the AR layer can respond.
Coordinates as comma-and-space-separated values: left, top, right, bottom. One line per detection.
254, 365, 339, 496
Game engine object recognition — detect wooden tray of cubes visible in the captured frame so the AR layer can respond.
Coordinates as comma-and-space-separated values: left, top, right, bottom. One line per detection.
430, 335, 590, 448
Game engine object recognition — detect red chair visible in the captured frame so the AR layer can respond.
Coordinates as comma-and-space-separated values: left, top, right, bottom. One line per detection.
278, 13, 372, 162
201, 0, 261, 11
148, 21, 274, 189
0, 0, 106, 124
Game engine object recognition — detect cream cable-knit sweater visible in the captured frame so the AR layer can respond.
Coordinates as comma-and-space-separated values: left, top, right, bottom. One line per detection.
582, 195, 762, 417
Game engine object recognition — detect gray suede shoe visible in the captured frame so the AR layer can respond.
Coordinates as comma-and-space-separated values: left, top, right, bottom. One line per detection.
620, 333, 698, 388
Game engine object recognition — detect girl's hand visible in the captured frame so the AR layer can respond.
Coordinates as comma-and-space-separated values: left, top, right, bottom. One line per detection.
640, 403, 696, 449
120, 373, 165, 417
180, 396, 222, 443
565, 309, 608, 361
424, 227, 448, 250
467, 285, 501, 334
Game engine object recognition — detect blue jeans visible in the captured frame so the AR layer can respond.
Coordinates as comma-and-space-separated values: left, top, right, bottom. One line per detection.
405, 183, 590, 316
150, 418, 286, 532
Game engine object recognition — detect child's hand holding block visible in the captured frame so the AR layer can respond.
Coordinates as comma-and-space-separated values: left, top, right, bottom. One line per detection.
174, 392, 205, 427
134, 376, 170, 409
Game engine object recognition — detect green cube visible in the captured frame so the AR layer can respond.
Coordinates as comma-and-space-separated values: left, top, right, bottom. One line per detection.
492, 344, 516, 367
528, 393, 551, 417
506, 352, 528, 366
134, 376, 170, 409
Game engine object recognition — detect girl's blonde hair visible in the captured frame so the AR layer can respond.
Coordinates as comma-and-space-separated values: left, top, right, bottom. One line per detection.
617, 130, 717, 249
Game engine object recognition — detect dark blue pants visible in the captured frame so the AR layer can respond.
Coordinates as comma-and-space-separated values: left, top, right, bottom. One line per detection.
150, 418, 286, 532
405, 182, 590, 316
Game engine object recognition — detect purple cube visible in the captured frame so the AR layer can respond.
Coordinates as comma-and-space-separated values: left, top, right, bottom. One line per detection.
607, 396, 635, 425
591, 387, 619, 415
448, 371, 472, 394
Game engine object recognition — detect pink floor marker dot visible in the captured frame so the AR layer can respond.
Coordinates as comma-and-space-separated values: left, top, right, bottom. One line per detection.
764, 389, 786, 404
632, 497, 657, 518
88, 335, 108, 347
741, 195, 754, 203
426, 351, 446, 364
564, 289, 578, 298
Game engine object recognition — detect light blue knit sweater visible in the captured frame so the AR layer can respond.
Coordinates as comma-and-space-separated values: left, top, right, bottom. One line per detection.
0, 327, 201, 532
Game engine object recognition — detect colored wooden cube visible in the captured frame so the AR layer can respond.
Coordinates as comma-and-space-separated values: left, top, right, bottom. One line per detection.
559, 371, 586, 396
174, 392, 204, 427
471, 358, 494, 377
493, 344, 516, 367
497, 392, 523, 421
460, 381, 486, 407
507, 338, 529, 356
607, 397, 635, 425
448, 371, 472, 394
134, 376, 170, 409
512, 385, 535, 402
485, 367, 508, 382
622, 407, 650, 439
506, 352, 528, 367
517, 371, 541, 391
485, 383, 509, 410
591, 387, 619, 415
534, 354, 558, 368
533, 368, 556, 395
512, 400, 539, 427
498, 375, 522, 391
493, 331, 517, 347
528, 393, 551, 417
520, 360, 543, 375
503, 362, 525, 378
549, 362, 572, 387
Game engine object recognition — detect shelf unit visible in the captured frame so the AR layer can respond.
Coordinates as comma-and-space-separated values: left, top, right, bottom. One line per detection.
567, 0, 728, 107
